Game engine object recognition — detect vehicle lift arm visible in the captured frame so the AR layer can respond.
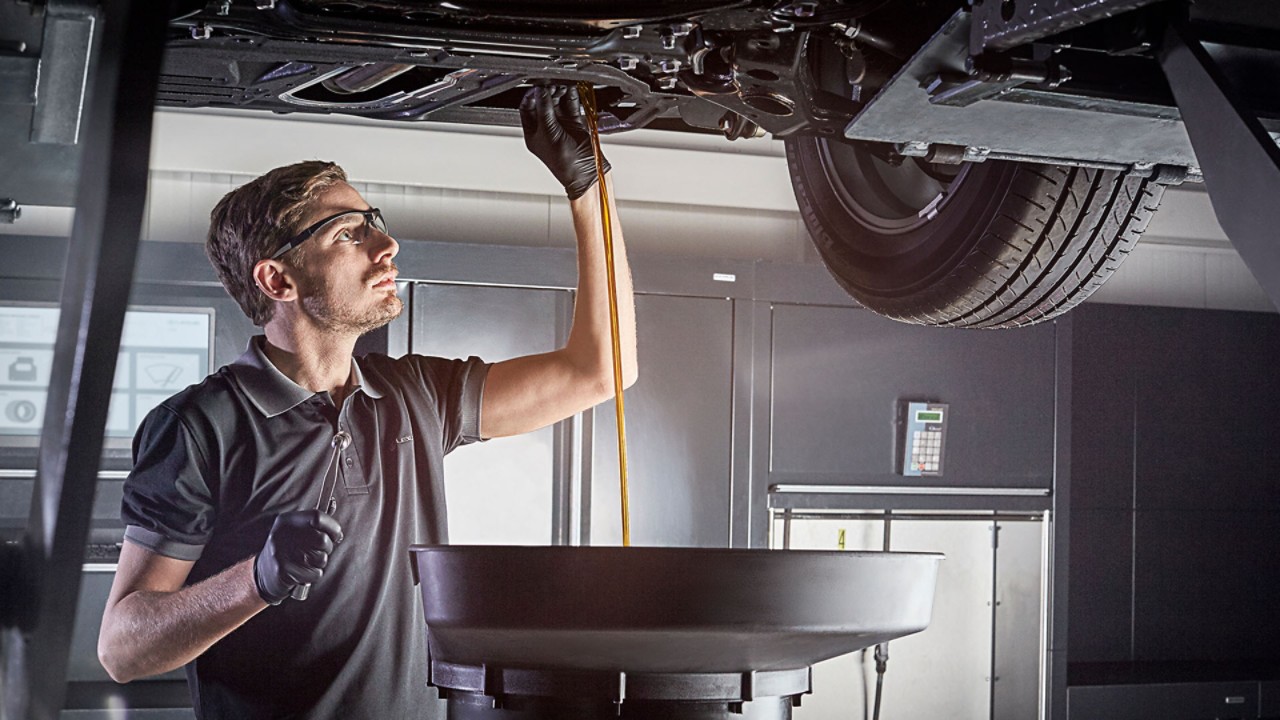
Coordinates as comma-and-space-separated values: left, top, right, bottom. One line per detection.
1157, 14, 1280, 312
974, 0, 1280, 313
0, 1, 167, 718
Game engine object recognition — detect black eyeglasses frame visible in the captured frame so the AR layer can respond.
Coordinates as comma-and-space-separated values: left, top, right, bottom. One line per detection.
269, 207, 387, 260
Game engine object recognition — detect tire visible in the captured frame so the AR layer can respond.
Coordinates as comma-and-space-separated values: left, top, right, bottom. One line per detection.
784, 137, 1166, 328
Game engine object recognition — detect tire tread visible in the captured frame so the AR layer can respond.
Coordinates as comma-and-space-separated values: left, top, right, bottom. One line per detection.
786, 137, 1165, 328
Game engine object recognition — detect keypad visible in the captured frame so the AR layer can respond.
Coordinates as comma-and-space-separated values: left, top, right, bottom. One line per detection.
910, 429, 943, 473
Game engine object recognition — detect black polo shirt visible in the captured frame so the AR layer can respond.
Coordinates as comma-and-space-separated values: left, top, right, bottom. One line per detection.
121, 336, 489, 719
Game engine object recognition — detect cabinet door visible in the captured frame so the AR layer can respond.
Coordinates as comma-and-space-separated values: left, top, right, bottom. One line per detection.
591, 294, 735, 547
780, 515, 997, 720
770, 304, 1057, 489
412, 283, 567, 545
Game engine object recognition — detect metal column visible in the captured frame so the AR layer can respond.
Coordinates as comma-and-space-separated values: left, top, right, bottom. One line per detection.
1159, 16, 1280, 312
0, 0, 167, 717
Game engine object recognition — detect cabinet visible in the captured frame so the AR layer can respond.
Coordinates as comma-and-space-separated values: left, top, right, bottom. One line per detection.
412, 286, 740, 548
1069, 305, 1280, 665
411, 282, 569, 545
769, 304, 1058, 489
590, 293, 735, 547
1068, 682, 1258, 720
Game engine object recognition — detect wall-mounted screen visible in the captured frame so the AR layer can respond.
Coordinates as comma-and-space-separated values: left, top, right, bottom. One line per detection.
0, 303, 214, 445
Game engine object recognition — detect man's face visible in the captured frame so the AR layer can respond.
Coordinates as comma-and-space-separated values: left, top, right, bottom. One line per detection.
287, 182, 402, 335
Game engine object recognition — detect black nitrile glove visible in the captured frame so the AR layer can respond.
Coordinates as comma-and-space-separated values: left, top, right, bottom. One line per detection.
253, 510, 344, 605
520, 84, 611, 201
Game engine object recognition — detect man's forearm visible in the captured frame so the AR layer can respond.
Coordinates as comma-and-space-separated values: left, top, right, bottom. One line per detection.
99, 557, 266, 683
475, 169, 639, 438
567, 173, 638, 389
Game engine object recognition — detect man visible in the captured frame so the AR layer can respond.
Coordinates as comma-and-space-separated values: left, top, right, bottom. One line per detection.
97, 84, 637, 718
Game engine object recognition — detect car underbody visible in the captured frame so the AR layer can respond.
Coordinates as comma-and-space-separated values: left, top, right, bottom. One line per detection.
3, 0, 1280, 328
154, 0, 1280, 173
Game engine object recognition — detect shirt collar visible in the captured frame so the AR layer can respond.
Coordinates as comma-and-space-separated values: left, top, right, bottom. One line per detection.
228, 336, 382, 418
350, 352, 384, 399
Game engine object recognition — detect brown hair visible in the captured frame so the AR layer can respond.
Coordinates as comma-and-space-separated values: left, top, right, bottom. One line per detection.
206, 160, 349, 326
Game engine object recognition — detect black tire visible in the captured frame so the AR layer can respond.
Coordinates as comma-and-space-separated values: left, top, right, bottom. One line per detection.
784, 137, 1166, 328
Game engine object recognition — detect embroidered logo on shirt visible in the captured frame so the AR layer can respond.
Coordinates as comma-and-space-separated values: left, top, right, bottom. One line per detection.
395, 435, 413, 445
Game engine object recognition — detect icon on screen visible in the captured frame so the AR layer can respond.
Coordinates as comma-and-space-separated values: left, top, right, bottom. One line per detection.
8, 357, 37, 383
144, 364, 183, 388
5, 400, 37, 424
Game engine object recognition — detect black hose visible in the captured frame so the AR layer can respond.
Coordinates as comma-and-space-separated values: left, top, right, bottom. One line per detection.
860, 648, 870, 720
871, 511, 892, 720
872, 642, 888, 720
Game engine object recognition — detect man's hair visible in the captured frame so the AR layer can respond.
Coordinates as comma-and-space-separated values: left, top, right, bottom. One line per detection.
206, 160, 349, 326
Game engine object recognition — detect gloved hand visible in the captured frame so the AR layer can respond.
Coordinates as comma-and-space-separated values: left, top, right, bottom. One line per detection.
520, 84, 611, 201
253, 510, 344, 605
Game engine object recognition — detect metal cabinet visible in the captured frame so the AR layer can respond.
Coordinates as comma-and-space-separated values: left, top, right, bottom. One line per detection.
768, 304, 1058, 490
1068, 682, 1259, 720
777, 511, 1047, 720
411, 282, 569, 545
1069, 304, 1280, 666
411, 284, 741, 548
591, 293, 736, 547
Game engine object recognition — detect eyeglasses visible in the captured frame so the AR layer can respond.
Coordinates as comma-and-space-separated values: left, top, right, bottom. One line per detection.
269, 208, 388, 260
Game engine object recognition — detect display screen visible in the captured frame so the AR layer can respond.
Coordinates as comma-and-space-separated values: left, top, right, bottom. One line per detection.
0, 303, 213, 441
915, 410, 943, 423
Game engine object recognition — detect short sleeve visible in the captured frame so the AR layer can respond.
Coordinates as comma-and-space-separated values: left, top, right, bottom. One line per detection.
411, 355, 490, 453
120, 404, 216, 561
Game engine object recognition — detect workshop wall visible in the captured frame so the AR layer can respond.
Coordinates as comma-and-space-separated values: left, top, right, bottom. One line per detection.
4, 225, 1279, 718
134, 169, 818, 263
1069, 303, 1280, 667
1, 235, 1063, 719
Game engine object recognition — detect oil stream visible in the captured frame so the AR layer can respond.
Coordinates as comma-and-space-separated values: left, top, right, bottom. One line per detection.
578, 82, 631, 547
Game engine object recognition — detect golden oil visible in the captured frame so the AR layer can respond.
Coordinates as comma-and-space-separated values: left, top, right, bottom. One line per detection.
578, 83, 631, 547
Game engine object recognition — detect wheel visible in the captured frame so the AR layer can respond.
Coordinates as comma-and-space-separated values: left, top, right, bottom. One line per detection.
784, 137, 1167, 328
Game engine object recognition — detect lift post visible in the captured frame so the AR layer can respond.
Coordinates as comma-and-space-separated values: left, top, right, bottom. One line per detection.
0, 0, 166, 717
1159, 15, 1280, 313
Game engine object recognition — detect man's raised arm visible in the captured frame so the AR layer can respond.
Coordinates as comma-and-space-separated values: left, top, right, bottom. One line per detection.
479, 84, 638, 439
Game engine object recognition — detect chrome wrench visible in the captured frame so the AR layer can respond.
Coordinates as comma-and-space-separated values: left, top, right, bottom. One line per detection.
291, 430, 351, 601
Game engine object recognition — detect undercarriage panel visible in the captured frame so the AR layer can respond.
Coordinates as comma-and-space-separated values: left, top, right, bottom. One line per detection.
844, 10, 1280, 171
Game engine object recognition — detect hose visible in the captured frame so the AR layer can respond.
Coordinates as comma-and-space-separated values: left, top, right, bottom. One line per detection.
871, 511, 892, 720
872, 642, 888, 720
860, 648, 869, 720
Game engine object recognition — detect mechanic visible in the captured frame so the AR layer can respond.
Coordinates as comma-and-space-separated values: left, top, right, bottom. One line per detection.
96, 84, 637, 718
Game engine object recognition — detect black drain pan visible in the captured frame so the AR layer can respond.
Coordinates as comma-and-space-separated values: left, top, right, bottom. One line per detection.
410, 546, 942, 674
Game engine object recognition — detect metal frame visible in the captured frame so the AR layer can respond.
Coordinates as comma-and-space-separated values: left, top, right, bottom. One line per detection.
0, 1, 96, 208
160, 4, 858, 139
728, 297, 763, 549
842, 10, 1211, 173
772, 507, 1051, 719
0, 1, 167, 718
970, 0, 1165, 55
1047, 313, 1073, 720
